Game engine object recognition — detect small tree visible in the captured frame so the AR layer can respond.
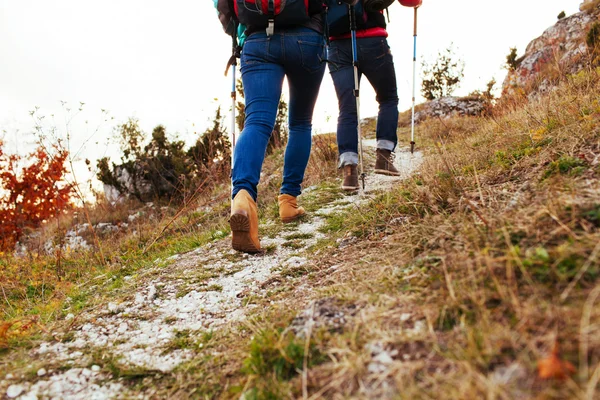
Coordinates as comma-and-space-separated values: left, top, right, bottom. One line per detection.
97, 120, 198, 202
506, 47, 520, 70
97, 118, 149, 201
0, 141, 73, 250
142, 125, 191, 199
587, 22, 600, 50
116, 118, 145, 162
188, 106, 231, 176
421, 45, 465, 100
557, 11, 566, 20
469, 78, 497, 101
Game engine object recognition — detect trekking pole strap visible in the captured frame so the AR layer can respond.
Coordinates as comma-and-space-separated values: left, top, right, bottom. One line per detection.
224, 21, 241, 76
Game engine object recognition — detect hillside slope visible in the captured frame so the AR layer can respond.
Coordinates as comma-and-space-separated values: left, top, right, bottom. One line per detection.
1, 65, 600, 398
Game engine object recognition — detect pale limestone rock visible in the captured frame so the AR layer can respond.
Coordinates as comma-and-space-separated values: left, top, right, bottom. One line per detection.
6, 384, 24, 398
503, 7, 598, 97
412, 96, 488, 124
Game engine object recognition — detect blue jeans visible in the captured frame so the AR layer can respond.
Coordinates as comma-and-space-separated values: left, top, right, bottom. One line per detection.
232, 27, 326, 201
328, 37, 399, 167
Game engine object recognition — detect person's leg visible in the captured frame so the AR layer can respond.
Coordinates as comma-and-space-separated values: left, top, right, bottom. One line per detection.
328, 39, 361, 168
230, 33, 284, 253
280, 29, 326, 198
328, 39, 361, 190
359, 37, 399, 152
359, 37, 400, 175
233, 35, 285, 201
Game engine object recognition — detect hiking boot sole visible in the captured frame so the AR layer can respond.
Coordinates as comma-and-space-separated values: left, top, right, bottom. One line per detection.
281, 213, 306, 224
341, 185, 360, 191
374, 169, 401, 176
229, 213, 262, 254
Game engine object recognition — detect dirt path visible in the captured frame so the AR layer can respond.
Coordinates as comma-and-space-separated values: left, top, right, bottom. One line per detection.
1, 145, 423, 400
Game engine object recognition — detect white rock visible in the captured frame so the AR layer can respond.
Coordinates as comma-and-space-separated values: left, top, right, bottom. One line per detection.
367, 362, 387, 374
37, 368, 47, 377
91, 365, 101, 372
5, 373, 14, 379
38, 343, 50, 354
19, 392, 39, 400
6, 384, 24, 398
107, 302, 120, 313
413, 320, 427, 334
65, 313, 75, 321
117, 322, 128, 334
48, 380, 63, 396
147, 285, 157, 301
373, 351, 394, 365
135, 293, 145, 304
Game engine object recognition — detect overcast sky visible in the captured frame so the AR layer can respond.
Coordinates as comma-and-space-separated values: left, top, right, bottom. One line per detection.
0, 0, 583, 172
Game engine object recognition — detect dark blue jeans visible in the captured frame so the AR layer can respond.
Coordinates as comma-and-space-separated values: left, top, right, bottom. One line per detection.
233, 27, 326, 201
328, 37, 399, 167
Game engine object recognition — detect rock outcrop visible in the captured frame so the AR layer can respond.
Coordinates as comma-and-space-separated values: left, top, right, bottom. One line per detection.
502, 2, 600, 98
396, 95, 489, 127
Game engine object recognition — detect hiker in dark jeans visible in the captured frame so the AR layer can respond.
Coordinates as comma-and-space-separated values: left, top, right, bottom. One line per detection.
328, 7, 401, 191
230, 27, 326, 253
215, 0, 327, 253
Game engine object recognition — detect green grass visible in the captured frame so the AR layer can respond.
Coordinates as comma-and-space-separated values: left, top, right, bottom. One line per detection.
544, 155, 588, 178
240, 326, 326, 398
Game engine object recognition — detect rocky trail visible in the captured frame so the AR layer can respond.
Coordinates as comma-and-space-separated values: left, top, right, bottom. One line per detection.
1, 143, 423, 399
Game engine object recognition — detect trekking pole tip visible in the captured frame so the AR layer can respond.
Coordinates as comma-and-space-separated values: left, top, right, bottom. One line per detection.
410, 141, 415, 154
360, 173, 366, 190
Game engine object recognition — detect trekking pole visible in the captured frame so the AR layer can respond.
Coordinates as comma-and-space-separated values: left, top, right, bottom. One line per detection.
410, 5, 419, 154
349, 4, 366, 190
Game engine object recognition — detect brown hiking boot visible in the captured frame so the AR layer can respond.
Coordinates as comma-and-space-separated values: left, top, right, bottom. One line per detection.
341, 164, 359, 191
278, 194, 306, 223
230, 189, 262, 254
374, 149, 401, 176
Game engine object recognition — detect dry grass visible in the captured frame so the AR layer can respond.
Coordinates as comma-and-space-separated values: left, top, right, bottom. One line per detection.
285, 68, 599, 399
2, 67, 599, 399
0, 131, 342, 348
220, 67, 600, 399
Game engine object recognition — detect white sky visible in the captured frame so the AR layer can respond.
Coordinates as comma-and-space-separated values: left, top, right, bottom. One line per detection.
0, 0, 583, 175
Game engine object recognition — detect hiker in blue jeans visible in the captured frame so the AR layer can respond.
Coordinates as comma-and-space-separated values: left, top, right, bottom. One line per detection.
328, 3, 401, 191
221, 17, 326, 253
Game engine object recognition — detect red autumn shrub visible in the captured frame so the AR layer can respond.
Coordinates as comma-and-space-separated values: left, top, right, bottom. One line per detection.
0, 141, 73, 250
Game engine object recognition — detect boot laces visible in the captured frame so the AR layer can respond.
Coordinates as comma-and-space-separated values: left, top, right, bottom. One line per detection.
388, 151, 396, 164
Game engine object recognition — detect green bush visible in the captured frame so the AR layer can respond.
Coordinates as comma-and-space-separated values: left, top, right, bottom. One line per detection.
97, 110, 230, 203
505, 47, 520, 70
587, 22, 600, 51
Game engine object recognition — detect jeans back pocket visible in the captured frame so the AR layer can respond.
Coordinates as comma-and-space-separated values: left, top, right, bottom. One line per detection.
298, 40, 326, 74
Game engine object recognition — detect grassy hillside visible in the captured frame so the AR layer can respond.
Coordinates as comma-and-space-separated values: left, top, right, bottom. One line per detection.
1, 67, 599, 399
202, 67, 600, 399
